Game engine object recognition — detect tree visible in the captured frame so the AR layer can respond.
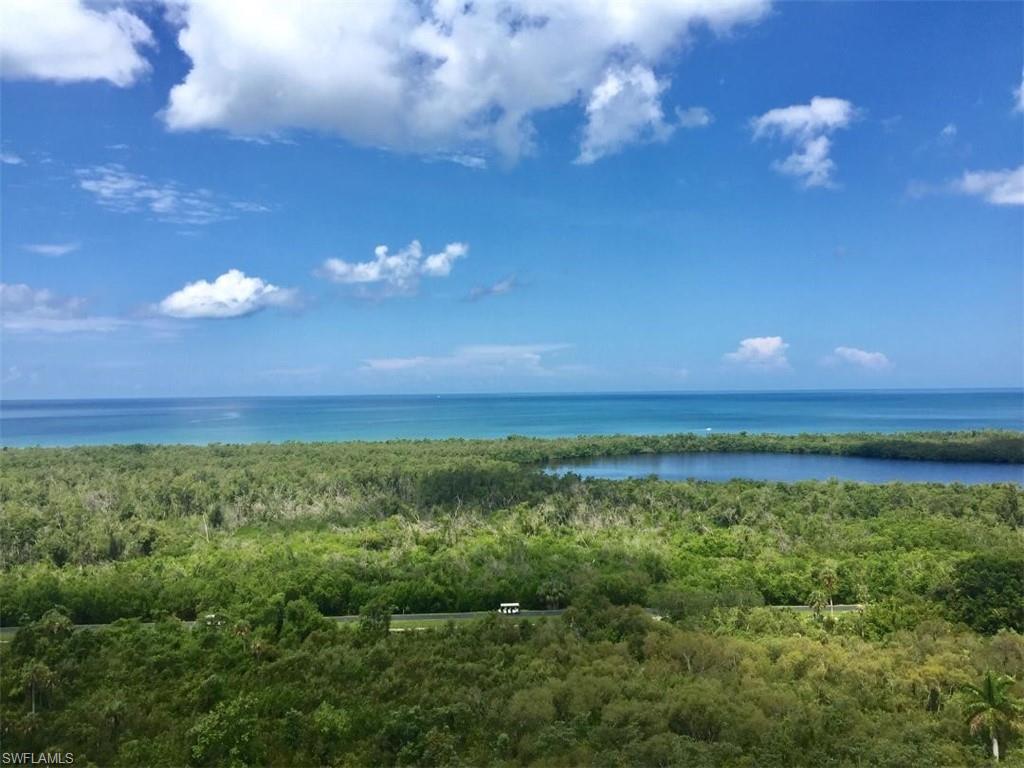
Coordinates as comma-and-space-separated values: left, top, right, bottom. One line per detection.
808, 589, 828, 618
537, 577, 570, 609
280, 598, 330, 646
855, 582, 871, 607
963, 671, 1024, 762
188, 694, 263, 766
358, 596, 393, 640
18, 661, 55, 715
816, 561, 838, 616
944, 553, 1024, 634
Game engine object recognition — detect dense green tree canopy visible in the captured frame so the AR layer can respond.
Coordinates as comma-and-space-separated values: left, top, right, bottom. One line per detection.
1, 432, 1022, 765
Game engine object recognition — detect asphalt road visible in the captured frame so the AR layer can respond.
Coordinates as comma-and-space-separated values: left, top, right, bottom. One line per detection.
0, 605, 863, 638
331, 608, 568, 623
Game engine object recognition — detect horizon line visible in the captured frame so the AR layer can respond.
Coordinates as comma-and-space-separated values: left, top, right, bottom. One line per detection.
3, 386, 1023, 405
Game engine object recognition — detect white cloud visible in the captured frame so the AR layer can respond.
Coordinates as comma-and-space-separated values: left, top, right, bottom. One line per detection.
319, 240, 468, 296
953, 165, 1024, 206
22, 242, 80, 257
363, 343, 571, 376
162, 0, 768, 162
468, 276, 518, 301
0, 0, 153, 87
76, 164, 267, 225
421, 243, 468, 277
828, 346, 890, 370
361, 356, 433, 372
676, 106, 713, 128
156, 270, 298, 319
1014, 70, 1024, 113
442, 154, 487, 170
772, 135, 835, 189
230, 201, 272, 213
577, 65, 672, 164
752, 96, 856, 188
939, 123, 957, 140
724, 336, 790, 370
752, 97, 855, 140
2, 365, 30, 385
0, 282, 123, 333
1, 152, 23, 165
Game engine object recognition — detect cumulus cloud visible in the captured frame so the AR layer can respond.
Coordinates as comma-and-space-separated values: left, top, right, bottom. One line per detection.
1, 152, 23, 165
156, 270, 298, 319
952, 165, 1024, 206
753, 97, 855, 140
161, 0, 768, 162
676, 106, 713, 128
468, 276, 519, 302
724, 336, 790, 370
363, 344, 571, 376
319, 240, 468, 296
773, 135, 835, 188
577, 65, 672, 164
752, 96, 856, 188
22, 242, 80, 257
827, 346, 891, 370
0, 282, 123, 333
0, 0, 153, 87
1015, 70, 1024, 113
76, 165, 267, 225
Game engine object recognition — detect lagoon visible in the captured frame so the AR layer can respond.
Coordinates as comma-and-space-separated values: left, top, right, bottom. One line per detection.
550, 452, 1024, 485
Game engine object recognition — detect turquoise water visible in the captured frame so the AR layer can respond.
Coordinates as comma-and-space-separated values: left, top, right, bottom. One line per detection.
550, 452, 1024, 485
1, 390, 1021, 447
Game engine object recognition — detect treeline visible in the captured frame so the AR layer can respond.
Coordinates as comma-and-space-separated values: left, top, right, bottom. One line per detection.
494, 429, 1024, 465
4, 429, 1024, 471
3, 601, 1023, 767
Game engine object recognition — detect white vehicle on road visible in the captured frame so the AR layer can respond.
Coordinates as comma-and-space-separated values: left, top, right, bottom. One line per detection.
498, 602, 520, 615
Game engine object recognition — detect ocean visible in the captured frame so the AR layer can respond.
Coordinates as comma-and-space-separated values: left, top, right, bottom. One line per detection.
1, 389, 1021, 448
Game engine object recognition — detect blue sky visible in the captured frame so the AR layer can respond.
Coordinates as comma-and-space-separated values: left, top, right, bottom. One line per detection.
1, 0, 1022, 398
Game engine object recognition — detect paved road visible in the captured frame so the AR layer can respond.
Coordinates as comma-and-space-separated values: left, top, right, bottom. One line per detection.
331, 608, 568, 624
0, 604, 862, 638
0, 610, 564, 638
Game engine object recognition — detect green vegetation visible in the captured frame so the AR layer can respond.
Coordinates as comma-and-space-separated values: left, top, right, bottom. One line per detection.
963, 671, 1024, 763
1, 432, 1022, 765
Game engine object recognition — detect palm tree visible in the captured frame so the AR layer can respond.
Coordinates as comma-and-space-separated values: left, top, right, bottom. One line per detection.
807, 588, 828, 618
963, 671, 1024, 762
19, 661, 55, 715
816, 561, 838, 615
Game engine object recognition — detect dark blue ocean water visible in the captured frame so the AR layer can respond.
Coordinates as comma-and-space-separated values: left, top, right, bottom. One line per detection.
550, 452, 1024, 485
1, 390, 1021, 448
